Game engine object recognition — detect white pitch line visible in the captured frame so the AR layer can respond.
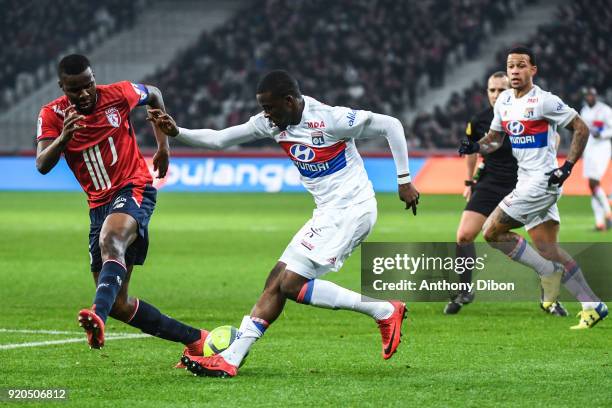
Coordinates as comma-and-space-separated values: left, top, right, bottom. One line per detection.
0, 333, 149, 350
0, 328, 140, 336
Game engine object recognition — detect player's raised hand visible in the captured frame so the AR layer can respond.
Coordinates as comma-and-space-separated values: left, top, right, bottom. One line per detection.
147, 109, 179, 137
59, 105, 85, 144
399, 183, 420, 216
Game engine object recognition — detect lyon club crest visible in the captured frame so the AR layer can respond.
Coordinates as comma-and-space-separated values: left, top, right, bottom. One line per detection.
105, 107, 121, 128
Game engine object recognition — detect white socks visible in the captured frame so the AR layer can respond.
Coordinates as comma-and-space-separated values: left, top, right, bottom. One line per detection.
591, 186, 611, 227
219, 280, 397, 367
297, 279, 394, 321
220, 316, 267, 367
508, 237, 556, 277
561, 261, 601, 310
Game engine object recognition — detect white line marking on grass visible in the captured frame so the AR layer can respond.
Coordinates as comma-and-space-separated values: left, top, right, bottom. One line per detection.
0, 333, 149, 350
0, 328, 141, 336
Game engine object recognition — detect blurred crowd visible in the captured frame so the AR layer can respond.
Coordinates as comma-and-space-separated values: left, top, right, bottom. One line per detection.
136, 0, 520, 147
7, 0, 604, 150
0, 0, 136, 109
420, 0, 612, 149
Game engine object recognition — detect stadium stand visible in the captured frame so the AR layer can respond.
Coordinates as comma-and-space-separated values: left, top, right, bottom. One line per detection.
135, 0, 522, 148
427, 0, 612, 148
0, 0, 137, 109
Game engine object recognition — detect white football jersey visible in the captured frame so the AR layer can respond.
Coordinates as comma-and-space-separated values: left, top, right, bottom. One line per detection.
580, 100, 612, 141
491, 85, 577, 187
247, 96, 375, 208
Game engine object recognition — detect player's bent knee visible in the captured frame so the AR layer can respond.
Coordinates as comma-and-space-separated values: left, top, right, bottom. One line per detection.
99, 231, 127, 259
482, 225, 497, 243
457, 229, 478, 244
279, 272, 306, 300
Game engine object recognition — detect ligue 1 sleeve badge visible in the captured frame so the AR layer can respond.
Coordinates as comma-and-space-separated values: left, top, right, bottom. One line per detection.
105, 107, 121, 128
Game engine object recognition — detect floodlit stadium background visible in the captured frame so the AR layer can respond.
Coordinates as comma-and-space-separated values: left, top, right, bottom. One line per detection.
2, 2, 612, 406
1, 0, 610, 194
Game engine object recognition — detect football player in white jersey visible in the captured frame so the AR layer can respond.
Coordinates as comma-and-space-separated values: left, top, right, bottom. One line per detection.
148, 70, 420, 377
459, 46, 607, 330
580, 87, 612, 231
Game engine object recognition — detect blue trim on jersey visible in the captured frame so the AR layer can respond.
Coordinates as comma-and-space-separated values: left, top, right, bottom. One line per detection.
292, 151, 347, 178
133, 83, 149, 106
508, 131, 548, 149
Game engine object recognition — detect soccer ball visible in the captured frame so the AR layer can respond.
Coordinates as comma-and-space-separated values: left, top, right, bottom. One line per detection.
203, 325, 239, 357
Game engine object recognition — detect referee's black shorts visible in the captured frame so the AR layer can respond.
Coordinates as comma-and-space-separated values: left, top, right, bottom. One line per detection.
464, 177, 515, 217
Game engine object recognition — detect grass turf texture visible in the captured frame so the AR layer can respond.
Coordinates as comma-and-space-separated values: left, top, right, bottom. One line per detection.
0, 192, 610, 407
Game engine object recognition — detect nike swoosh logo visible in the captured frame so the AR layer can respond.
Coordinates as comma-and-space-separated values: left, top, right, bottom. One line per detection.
384, 325, 397, 355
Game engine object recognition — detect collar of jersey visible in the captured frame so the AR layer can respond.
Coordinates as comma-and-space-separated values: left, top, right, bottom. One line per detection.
292, 95, 311, 129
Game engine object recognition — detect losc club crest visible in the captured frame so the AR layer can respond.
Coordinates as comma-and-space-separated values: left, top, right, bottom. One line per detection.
105, 107, 121, 128
311, 131, 325, 146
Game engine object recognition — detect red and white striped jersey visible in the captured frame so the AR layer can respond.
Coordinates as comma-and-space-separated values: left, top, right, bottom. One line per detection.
37, 81, 152, 208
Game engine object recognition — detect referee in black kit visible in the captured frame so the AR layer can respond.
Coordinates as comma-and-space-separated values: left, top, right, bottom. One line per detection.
446, 72, 512, 314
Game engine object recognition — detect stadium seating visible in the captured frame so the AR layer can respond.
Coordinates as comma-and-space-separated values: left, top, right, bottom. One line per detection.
135, 0, 520, 147
0, 0, 137, 109
427, 0, 612, 148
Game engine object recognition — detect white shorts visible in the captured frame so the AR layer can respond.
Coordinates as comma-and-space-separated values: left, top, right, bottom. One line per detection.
583, 138, 611, 180
279, 198, 377, 279
499, 183, 561, 230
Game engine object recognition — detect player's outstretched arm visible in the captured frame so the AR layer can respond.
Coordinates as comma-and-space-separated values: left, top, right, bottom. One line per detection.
358, 112, 420, 215
479, 129, 505, 154
459, 129, 505, 156
36, 105, 84, 174
143, 85, 169, 178
147, 108, 259, 149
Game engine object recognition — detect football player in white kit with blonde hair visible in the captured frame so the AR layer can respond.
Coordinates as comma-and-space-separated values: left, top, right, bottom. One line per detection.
459, 46, 607, 330
147, 70, 420, 377
580, 87, 612, 231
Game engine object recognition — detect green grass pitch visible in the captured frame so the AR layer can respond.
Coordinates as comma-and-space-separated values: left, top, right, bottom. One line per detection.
0, 192, 610, 407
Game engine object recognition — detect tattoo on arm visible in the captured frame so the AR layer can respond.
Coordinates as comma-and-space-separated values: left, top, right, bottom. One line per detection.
565, 116, 589, 163
478, 129, 505, 154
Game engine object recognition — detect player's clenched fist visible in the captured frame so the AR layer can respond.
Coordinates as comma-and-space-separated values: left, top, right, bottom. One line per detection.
59, 105, 85, 144
147, 109, 179, 137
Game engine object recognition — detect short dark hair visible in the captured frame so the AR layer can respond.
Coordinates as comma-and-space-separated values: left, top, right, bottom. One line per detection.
507, 46, 536, 66
58, 54, 91, 77
256, 70, 301, 98
490, 71, 507, 78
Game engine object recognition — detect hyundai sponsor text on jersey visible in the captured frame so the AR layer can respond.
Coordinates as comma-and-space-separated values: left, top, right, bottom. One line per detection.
247, 96, 374, 208
490, 85, 577, 187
